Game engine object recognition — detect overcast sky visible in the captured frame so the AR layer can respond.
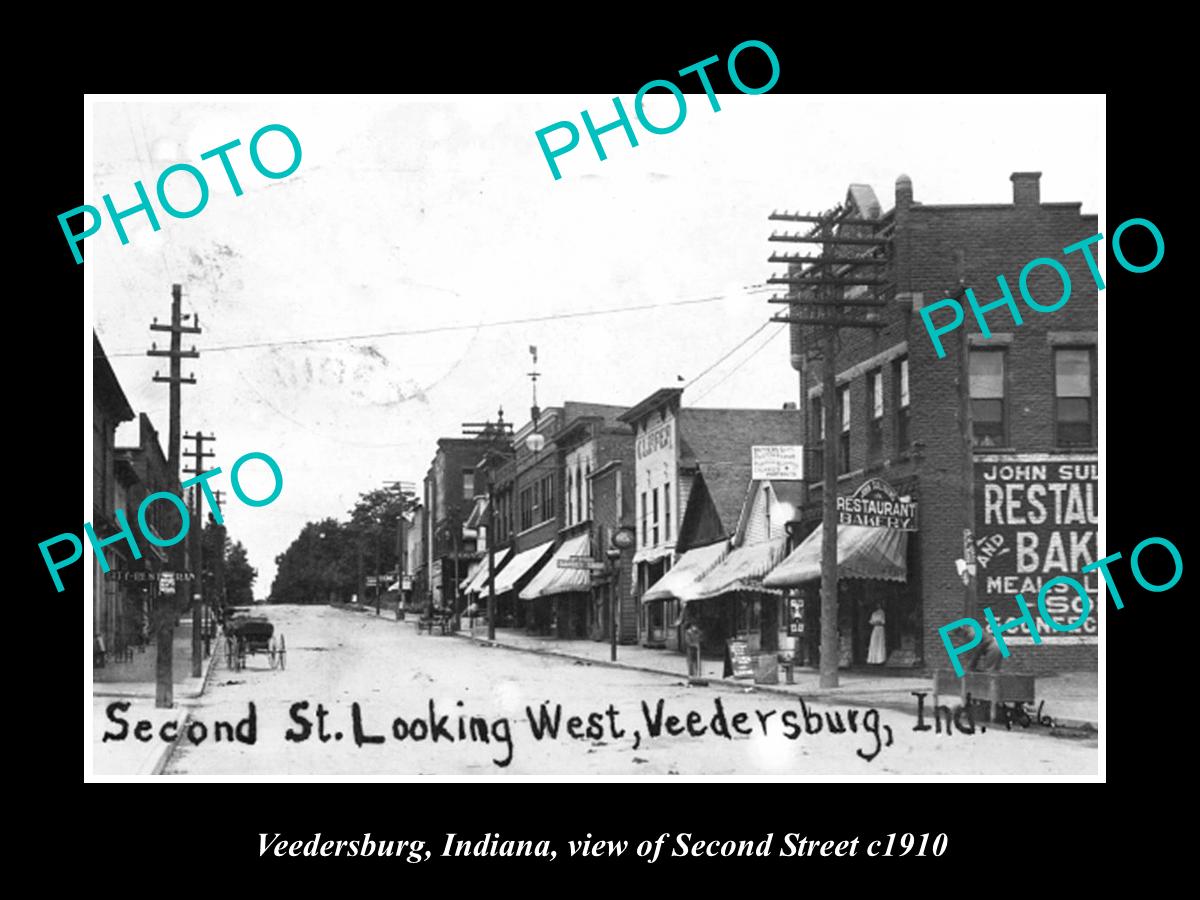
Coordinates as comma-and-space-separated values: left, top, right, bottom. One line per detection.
88, 94, 1104, 593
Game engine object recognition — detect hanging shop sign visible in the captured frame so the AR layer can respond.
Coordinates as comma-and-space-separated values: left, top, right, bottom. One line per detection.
837, 478, 918, 531
787, 595, 805, 636
973, 455, 1098, 644
752, 445, 804, 481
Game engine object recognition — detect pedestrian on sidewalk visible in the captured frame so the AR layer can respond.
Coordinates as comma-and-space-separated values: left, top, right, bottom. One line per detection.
683, 609, 703, 679
867, 604, 887, 664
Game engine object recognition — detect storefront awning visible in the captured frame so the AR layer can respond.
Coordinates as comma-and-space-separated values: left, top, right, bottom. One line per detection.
641, 540, 730, 604
491, 541, 555, 596
762, 524, 908, 588
633, 544, 674, 566
458, 560, 483, 592
519, 532, 593, 600
688, 537, 790, 601
461, 547, 512, 596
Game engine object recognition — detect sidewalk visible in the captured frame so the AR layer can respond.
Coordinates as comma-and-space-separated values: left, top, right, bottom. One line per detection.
449, 622, 1098, 729
91, 622, 220, 776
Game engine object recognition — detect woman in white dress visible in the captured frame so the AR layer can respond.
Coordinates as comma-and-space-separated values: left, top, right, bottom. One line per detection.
867, 605, 887, 664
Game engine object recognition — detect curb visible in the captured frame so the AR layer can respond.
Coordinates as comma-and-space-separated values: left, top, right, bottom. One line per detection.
145, 634, 224, 777
447, 629, 1099, 733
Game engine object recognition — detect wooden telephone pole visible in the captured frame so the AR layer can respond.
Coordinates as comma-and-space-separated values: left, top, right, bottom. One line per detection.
147, 284, 200, 708
768, 206, 891, 688
463, 409, 514, 642
183, 431, 216, 678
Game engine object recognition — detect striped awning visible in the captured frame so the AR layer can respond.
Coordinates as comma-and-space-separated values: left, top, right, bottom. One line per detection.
641, 540, 730, 604
519, 533, 593, 600
688, 537, 790, 601
762, 524, 908, 588
633, 544, 674, 566
461, 547, 512, 596
458, 559, 483, 592
491, 540, 555, 596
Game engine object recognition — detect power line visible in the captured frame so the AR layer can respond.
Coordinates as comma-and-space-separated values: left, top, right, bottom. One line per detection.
685, 325, 787, 407
106, 286, 772, 358
683, 320, 773, 390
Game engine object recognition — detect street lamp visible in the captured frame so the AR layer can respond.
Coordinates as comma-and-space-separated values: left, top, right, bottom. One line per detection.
526, 346, 544, 454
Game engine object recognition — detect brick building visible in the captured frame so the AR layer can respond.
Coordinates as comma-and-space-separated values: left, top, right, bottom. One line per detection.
423, 437, 489, 611
92, 333, 136, 660
766, 172, 1098, 675
618, 388, 802, 650
113, 413, 183, 650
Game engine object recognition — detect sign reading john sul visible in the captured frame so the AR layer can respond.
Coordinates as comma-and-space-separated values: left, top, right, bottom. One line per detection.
974, 454, 1098, 644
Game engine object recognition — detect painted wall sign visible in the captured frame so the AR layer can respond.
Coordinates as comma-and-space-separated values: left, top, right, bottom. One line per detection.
974, 454, 1098, 644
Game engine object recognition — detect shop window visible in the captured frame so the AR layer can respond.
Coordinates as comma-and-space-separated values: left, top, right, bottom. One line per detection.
895, 356, 910, 452
867, 369, 883, 464
838, 384, 851, 475
969, 349, 1006, 447
1055, 347, 1095, 447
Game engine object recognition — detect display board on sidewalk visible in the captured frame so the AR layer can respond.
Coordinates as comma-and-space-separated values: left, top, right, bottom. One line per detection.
726, 638, 754, 680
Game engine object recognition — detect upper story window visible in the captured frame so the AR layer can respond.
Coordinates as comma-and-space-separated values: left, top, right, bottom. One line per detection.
867, 369, 884, 465
462, 469, 475, 501
1055, 347, 1095, 447
895, 356, 910, 452
838, 384, 851, 474
969, 349, 1006, 447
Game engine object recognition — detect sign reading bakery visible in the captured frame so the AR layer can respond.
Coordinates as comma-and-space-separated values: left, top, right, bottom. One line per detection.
837, 478, 918, 531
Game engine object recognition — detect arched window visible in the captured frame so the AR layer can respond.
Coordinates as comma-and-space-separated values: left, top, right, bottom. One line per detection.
585, 462, 592, 520
567, 469, 574, 525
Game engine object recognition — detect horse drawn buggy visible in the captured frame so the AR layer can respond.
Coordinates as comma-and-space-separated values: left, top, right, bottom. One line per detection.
225, 614, 286, 671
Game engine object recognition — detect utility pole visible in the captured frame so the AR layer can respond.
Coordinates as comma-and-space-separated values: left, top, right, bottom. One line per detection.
768, 206, 890, 689
953, 280, 977, 620
209, 488, 228, 654
147, 283, 200, 709
384, 481, 416, 618
463, 410, 514, 643
183, 431, 215, 678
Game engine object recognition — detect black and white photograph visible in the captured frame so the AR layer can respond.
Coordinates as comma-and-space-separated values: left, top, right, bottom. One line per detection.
79, 90, 1105, 781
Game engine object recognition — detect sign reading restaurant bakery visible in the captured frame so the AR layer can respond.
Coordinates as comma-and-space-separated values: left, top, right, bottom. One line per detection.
837, 478, 918, 531
752, 445, 804, 480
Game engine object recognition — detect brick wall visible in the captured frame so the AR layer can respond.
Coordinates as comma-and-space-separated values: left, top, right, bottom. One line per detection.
803, 174, 1099, 673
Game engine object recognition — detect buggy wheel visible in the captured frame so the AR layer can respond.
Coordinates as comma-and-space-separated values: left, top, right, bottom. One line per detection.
268, 637, 280, 669
279, 635, 286, 670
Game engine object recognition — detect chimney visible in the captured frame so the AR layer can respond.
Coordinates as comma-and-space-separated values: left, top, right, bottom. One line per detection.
895, 173, 913, 209
1011, 171, 1041, 206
